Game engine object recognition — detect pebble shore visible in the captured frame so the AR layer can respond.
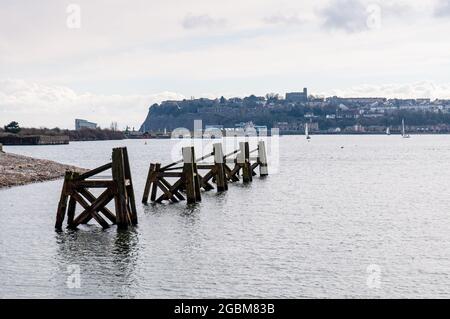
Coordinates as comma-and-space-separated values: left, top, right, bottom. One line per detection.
0, 151, 87, 189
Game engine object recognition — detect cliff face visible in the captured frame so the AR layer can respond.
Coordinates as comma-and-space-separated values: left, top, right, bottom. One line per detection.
140, 112, 237, 131
139, 99, 276, 132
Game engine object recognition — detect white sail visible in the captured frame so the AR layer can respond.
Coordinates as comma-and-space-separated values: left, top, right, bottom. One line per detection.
402, 119, 410, 138
305, 123, 310, 139
386, 127, 390, 135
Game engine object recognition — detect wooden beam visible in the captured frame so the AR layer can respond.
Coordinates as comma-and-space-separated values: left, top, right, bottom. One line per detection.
76, 162, 112, 181
78, 188, 116, 224
71, 188, 114, 228
74, 180, 116, 188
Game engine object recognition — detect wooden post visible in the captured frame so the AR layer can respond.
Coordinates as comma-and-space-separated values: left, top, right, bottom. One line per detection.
183, 146, 201, 204
151, 163, 160, 202
192, 147, 202, 202
258, 141, 269, 176
241, 142, 252, 183
55, 171, 72, 230
122, 147, 138, 225
112, 148, 131, 228
142, 163, 155, 203
213, 143, 228, 192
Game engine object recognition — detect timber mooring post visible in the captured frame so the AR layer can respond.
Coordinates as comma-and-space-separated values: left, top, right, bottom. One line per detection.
257, 141, 269, 176
213, 143, 228, 192
122, 147, 138, 225
55, 171, 73, 230
112, 147, 134, 228
240, 142, 253, 183
182, 146, 201, 204
142, 163, 155, 203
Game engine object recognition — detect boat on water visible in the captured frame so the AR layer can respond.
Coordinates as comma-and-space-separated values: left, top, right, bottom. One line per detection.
386, 127, 391, 135
401, 119, 410, 138
305, 123, 311, 140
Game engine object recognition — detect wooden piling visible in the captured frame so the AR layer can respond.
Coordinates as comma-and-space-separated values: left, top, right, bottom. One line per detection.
257, 141, 269, 176
182, 146, 201, 204
122, 148, 138, 225
55, 171, 72, 230
241, 142, 252, 183
213, 143, 228, 191
112, 148, 130, 228
141, 141, 269, 205
142, 163, 155, 204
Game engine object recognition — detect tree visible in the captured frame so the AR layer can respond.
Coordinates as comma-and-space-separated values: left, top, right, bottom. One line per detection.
110, 122, 118, 132
266, 93, 280, 102
4, 121, 21, 134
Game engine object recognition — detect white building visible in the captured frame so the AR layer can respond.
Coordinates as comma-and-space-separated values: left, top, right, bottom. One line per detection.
75, 119, 97, 130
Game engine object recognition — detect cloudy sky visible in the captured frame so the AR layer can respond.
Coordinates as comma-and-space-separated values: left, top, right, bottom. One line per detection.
1, 0, 450, 129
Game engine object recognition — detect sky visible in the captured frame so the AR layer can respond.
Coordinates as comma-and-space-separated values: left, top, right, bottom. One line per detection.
1, 0, 450, 129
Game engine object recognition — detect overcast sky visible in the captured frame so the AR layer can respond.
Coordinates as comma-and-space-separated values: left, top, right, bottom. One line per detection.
1, 0, 450, 129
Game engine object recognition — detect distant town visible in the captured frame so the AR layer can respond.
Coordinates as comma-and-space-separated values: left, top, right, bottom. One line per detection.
140, 88, 450, 135
3, 88, 450, 145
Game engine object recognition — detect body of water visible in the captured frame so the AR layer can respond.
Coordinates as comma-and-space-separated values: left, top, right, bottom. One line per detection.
1, 135, 450, 298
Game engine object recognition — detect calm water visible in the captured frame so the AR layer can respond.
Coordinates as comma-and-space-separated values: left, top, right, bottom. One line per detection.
1, 135, 450, 298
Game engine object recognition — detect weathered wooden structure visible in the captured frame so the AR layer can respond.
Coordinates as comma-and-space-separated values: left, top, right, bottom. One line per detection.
142, 141, 268, 204
0, 134, 69, 145
55, 147, 137, 230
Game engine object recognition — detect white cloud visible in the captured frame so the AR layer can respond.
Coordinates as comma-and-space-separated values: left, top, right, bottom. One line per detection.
320, 0, 370, 33
263, 13, 304, 26
182, 14, 227, 29
322, 81, 450, 99
434, 0, 450, 17
0, 80, 184, 129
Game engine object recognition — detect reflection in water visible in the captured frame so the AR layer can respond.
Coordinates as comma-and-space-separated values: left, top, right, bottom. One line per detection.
54, 226, 139, 298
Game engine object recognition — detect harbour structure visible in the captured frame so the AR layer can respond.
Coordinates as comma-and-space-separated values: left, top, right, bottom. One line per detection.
0, 134, 69, 145
55, 147, 137, 230
142, 141, 268, 204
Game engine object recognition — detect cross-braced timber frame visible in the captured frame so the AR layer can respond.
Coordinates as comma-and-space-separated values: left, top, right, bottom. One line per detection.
55, 147, 137, 230
142, 141, 268, 205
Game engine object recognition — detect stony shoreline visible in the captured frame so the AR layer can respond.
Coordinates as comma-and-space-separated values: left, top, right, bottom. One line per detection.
0, 151, 87, 189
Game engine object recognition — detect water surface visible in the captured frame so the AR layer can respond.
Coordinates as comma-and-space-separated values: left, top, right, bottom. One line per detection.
1, 136, 450, 298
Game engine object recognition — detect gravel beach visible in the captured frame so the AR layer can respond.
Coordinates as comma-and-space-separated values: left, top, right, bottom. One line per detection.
0, 151, 87, 189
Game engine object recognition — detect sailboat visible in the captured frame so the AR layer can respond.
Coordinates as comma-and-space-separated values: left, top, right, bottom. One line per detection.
386, 127, 391, 135
305, 123, 311, 140
401, 119, 410, 138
